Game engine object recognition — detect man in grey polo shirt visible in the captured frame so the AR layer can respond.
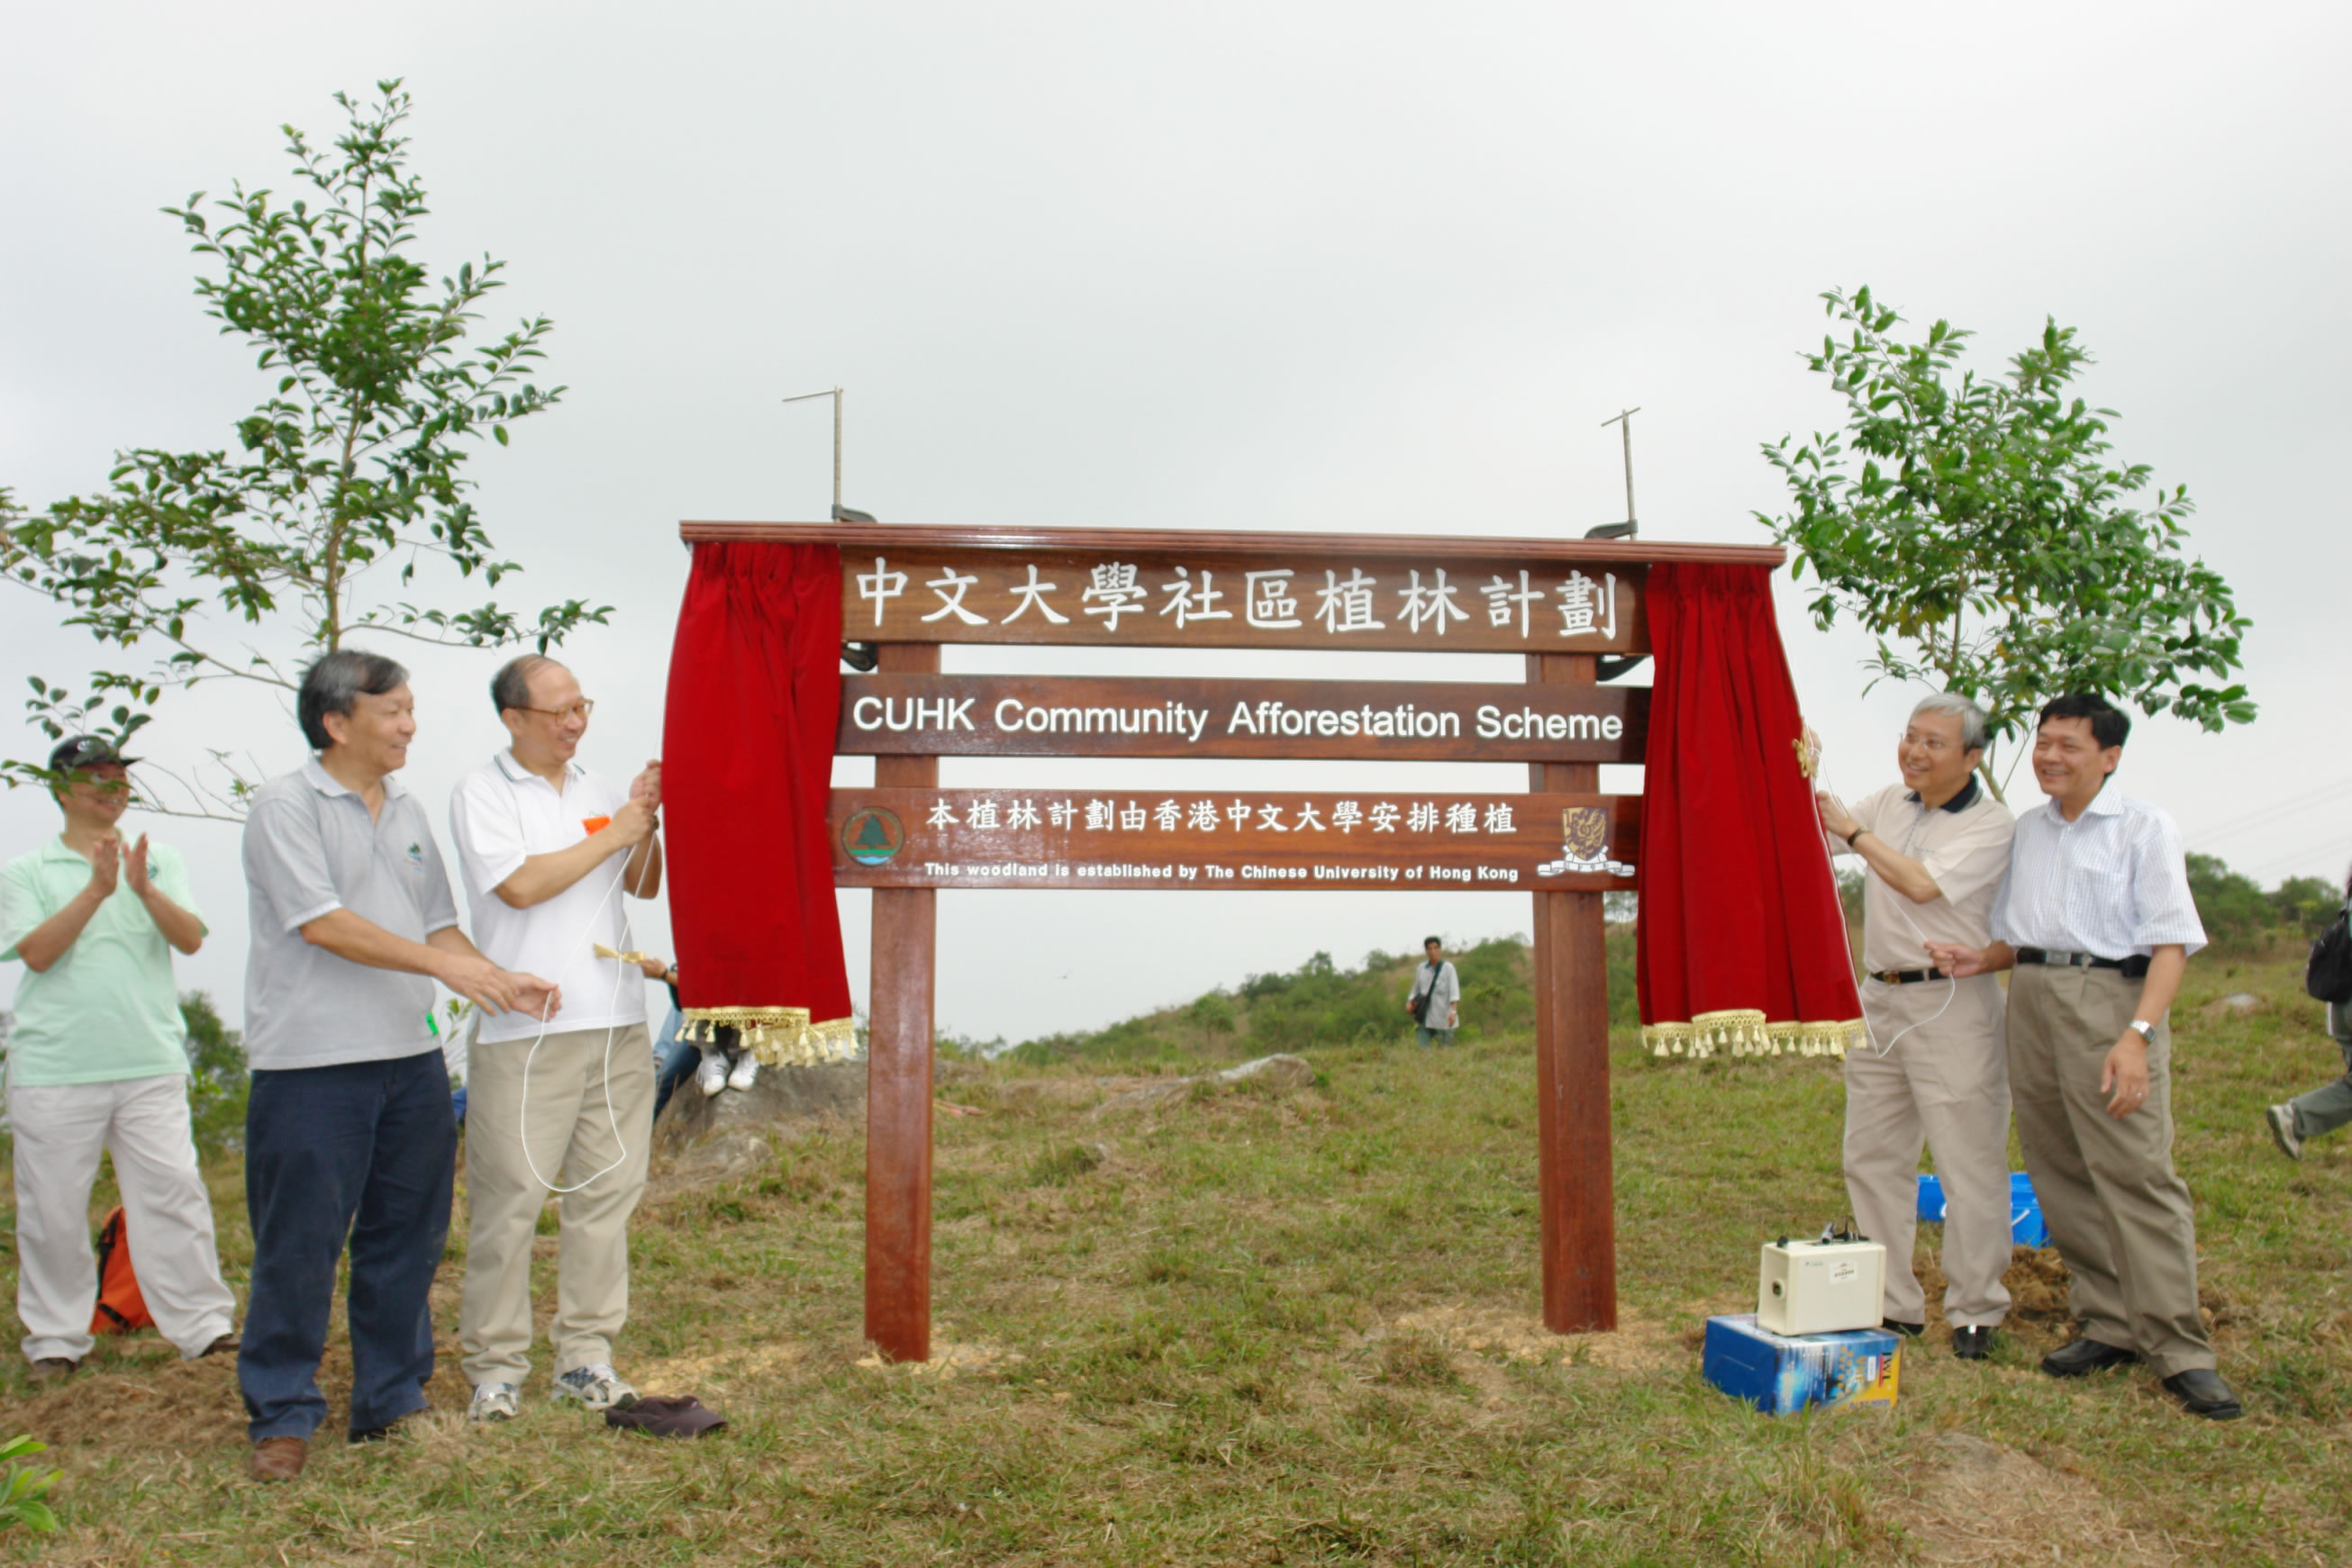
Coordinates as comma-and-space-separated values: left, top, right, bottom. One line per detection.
239, 649, 557, 1482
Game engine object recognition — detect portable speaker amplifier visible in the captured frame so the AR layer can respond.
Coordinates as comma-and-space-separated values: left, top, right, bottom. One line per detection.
1757, 1237, 1885, 1337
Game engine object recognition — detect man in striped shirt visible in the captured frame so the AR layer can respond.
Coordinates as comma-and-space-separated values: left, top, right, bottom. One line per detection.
1930, 693, 2238, 1419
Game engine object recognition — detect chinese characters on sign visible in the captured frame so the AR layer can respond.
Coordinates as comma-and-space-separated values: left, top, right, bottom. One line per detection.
844, 551, 1635, 653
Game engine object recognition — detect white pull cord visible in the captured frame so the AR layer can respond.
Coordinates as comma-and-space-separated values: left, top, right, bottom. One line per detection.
514, 832, 657, 1196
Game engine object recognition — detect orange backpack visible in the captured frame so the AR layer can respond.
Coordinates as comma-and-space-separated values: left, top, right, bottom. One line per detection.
90, 1206, 153, 1335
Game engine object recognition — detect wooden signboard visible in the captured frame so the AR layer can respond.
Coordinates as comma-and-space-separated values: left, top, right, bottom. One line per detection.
682, 521, 1785, 1363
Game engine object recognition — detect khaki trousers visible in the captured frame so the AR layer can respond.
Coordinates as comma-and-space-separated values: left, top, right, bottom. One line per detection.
1843, 974, 2013, 1328
2007, 965, 2211, 1376
459, 1022, 653, 1386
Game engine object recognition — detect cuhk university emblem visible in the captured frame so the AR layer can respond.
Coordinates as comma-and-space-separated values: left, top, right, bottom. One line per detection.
1560, 806, 1611, 873
842, 805, 905, 866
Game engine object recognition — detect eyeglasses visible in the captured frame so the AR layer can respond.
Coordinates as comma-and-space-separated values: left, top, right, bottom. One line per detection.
516, 700, 595, 722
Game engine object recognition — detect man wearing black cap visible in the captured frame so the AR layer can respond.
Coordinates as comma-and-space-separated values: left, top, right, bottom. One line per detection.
0, 739, 239, 1384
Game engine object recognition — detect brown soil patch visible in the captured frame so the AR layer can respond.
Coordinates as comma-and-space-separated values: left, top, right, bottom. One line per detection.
1912, 1246, 2074, 1342
2, 1342, 248, 1456
1887, 1432, 2178, 1565
1389, 1303, 1678, 1371
854, 1336, 1027, 1379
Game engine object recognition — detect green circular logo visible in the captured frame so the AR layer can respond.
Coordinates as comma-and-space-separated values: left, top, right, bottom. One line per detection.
843, 805, 905, 866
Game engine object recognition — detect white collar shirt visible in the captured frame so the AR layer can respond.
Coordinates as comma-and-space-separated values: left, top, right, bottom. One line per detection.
449, 751, 648, 1044
1989, 785, 2206, 959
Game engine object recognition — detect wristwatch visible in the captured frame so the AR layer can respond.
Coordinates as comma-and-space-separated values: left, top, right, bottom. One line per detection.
2128, 1019, 2156, 1042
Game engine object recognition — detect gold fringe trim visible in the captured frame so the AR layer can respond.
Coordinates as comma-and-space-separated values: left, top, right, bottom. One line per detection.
678, 1006, 863, 1065
1643, 1010, 1866, 1061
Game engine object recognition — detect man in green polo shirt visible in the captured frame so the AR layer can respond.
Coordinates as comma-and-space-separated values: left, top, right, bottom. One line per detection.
0, 738, 239, 1382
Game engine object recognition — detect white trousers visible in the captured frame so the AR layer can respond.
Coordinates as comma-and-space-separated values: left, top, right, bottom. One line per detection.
1842, 974, 2015, 1329
8, 1074, 237, 1363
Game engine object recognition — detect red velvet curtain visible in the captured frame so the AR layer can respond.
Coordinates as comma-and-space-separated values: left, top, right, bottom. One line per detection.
661, 540, 856, 1062
1635, 563, 1861, 1057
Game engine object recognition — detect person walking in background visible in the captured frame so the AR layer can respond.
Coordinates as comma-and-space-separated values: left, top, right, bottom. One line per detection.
1930, 693, 2240, 1421
0, 738, 238, 1384
239, 651, 558, 1481
1405, 937, 1459, 1046
449, 656, 659, 1424
1816, 694, 2016, 1359
2266, 868, 2352, 1160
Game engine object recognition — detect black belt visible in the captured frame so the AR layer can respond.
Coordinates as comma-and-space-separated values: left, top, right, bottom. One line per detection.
1869, 968, 1947, 985
2015, 947, 2150, 980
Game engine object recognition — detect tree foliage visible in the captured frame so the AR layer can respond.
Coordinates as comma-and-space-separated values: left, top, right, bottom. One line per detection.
2186, 855, 2345, 951
1760, 286, 2252, 796
1, 81, 607, 815
180, 990, 250, 1159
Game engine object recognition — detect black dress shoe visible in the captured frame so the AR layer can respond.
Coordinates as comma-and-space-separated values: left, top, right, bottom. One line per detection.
2040, 1337, 2141, 1377
2162, 1369, 2243, 1420
1882, 1319, 1925, 1337
1951, 1326, 1994, 1360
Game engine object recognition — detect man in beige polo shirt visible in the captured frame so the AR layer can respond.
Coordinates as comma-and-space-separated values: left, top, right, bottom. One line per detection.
1818, 693, 2016, 1360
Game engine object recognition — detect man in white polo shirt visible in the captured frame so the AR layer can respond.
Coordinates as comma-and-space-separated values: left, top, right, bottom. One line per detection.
450, 655, 662, 1423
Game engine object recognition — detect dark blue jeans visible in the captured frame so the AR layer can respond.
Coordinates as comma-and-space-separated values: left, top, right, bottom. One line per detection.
240, 1049, 457, 1441
651, 1037, 703, 1122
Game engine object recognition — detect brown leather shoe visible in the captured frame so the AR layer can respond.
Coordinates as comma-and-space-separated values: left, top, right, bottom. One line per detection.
198, 1334, 241, 1359
249, 1437, 307, 1482
26, 1357, 78, 1384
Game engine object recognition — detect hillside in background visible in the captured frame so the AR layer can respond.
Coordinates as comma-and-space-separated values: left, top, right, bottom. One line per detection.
985, 926, 1639, 1068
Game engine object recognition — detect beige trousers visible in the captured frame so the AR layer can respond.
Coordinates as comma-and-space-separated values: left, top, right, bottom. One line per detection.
459, 1022, 653, 1386
2007, 965, 2211, 1376
1843, 974, 2014, 1328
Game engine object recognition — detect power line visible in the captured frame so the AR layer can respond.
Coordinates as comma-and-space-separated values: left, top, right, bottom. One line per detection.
2180, 774, 2352, 847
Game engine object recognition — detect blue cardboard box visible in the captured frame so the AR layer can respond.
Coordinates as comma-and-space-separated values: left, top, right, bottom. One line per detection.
1704, 1314, 1902, 1415
1914, 1171, 2048, 1246
1703, 1314, 1902, 1416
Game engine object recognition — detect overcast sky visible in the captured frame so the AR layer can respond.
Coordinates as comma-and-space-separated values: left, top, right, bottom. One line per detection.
5, 3, 2347, 1045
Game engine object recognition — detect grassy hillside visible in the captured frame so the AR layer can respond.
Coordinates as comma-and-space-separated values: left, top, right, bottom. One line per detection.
1003, 926, 1639, 1068
1, 953, 2347, 1564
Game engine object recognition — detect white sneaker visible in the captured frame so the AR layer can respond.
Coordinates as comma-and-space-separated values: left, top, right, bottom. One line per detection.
468, 1382, 522, 1424
696, 1049, 729, 1098
728, 1051, 760, 1092
551, 1363, 639, 1411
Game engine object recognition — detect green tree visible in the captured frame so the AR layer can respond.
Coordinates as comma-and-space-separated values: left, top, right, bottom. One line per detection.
179, 991, 249, 1159
1186, 992, 1238, 1053
1760, 286, 2252, 798
1, 81, 606, 816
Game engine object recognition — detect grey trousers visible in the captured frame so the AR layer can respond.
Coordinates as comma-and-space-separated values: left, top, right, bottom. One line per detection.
2008, 965, 2212, 1376
1843, 974, 2014, 1328
2285, 1002, 2352, 1140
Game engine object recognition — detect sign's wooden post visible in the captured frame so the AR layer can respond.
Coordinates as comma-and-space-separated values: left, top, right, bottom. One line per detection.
1529, 649, 1617, 1332
866, 641, 937, 1361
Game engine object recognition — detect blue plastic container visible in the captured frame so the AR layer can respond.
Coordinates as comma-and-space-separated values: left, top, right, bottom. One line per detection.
1914, 1171, 2046, 1246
